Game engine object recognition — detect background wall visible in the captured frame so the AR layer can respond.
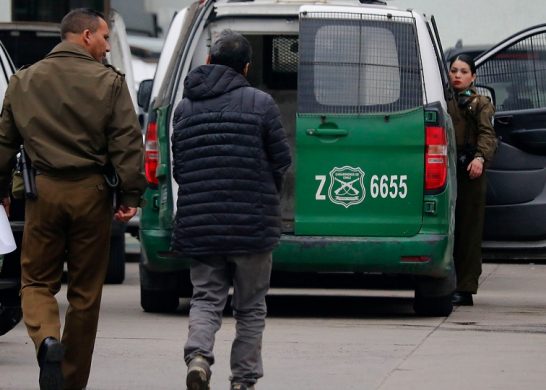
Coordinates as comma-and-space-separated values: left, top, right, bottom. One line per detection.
391, 0, 546, 49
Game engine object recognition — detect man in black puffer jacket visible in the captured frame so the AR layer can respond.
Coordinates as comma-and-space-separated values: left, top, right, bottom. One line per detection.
171, 30, 291, 390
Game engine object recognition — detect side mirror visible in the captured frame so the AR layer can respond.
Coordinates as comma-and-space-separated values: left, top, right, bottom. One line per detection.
137, 79, 153, 111
475, 84, 496, 107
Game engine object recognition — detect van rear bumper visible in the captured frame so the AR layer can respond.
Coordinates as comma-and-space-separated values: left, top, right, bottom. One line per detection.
141, 229, 452, 278
273, 234, 452, 277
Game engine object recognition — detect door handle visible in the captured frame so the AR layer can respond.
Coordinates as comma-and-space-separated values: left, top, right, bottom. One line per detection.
496, 115, 513, 126
306, 128, 349, 137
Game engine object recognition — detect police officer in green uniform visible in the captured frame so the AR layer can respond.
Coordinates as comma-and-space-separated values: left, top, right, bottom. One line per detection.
0, 9, 146, 390
447, 54, 497, 306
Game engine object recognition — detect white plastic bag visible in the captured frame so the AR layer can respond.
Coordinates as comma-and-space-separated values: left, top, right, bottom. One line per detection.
0, 206, 16, 255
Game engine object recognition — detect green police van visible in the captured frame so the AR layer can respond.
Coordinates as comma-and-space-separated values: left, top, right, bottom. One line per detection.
137, 0, 457, 316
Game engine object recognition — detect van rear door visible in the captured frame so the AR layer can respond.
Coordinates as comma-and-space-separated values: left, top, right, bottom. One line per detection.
295, 6, 425, 237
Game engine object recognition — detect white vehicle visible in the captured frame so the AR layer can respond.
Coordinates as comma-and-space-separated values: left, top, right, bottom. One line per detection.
137, 0, 461, 316
0, 39, 20, 337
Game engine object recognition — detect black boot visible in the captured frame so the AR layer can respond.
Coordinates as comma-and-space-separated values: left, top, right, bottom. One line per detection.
452, 291, 473, 306
37, 337, 64, 390
186, 355, 211, 390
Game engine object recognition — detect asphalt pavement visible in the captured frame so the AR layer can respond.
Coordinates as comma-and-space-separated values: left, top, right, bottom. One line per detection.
1, 247, 545, 389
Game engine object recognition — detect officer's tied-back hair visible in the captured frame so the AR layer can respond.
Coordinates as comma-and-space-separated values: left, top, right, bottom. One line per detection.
450, 54, 476, 75
61, 8, 105, 39
210, 29, 252, 74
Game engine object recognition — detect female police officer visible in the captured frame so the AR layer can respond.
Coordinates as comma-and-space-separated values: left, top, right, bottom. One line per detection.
447, 54, 497, 306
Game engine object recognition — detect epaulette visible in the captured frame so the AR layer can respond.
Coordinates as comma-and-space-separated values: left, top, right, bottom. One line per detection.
104, 63, 125, 77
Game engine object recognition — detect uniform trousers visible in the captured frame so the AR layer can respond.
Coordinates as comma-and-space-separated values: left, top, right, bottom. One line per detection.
21, 174, 112, 389
184, 251, 272, 386
454, 169, 487, 294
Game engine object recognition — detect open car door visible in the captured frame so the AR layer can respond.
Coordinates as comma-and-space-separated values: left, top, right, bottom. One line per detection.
474, 24, 546, 249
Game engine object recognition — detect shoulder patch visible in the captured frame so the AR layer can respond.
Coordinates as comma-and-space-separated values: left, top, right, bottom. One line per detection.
104, 63, 125, 77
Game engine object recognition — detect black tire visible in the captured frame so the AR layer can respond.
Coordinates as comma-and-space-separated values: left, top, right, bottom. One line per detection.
0, 304, 22, 336
178, 270, 193, 298
105, 234, 125, 284
140, 287, 179, 313
0, 287, 22, 336
413, 291, 453, 317
139, 263, 180, 313
414, 265, 455, 317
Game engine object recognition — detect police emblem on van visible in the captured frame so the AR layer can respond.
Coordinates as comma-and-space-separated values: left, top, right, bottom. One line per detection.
328, 166, 366, 208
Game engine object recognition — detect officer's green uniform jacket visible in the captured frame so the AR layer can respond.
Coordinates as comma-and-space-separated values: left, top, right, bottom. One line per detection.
447, 88, 497, 162
447, 87, 497, 293
0, 42, 146, 206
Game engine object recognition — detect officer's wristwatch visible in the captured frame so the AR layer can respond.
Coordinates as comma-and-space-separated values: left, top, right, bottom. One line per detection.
475, 156, 485, 163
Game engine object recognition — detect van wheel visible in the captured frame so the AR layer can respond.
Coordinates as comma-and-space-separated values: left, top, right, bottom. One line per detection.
179, 270, 193, 298
139, 263, 180, 312
414, 267, 455, 316
413, 291, 453, 316
105, 234, 125, 284
0, 304, 22, 336
140, 287, 179, 313
0, 287, 22, 336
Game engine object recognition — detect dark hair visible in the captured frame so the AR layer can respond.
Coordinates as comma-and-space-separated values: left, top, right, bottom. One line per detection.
60, 8, 105, 39
450, 54, 476, 74
209, 29, 252, 74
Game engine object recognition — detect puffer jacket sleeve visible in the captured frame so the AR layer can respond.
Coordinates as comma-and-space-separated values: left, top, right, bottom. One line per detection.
262, 97, 291, 192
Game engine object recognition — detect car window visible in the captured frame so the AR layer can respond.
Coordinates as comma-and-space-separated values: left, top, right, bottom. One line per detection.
264, 36, 298, 89
298, 14, 422, 114
0, 29, 60, 68
477, 33, 546, 111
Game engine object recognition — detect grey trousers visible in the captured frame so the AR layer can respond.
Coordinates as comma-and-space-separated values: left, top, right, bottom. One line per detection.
184, 251, 272, 385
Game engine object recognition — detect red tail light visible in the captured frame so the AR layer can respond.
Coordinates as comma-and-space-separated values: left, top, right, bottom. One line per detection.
400, 256, 431, 263
425, 126, 447, 191
145, 121, 159, 186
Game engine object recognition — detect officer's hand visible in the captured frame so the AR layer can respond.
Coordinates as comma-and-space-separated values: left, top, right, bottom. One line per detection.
1, 197, 10, 216
467, 158, 484, 179
114, 205, 137, 222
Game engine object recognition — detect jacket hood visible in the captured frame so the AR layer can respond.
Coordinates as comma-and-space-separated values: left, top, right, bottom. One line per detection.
183, 64, 250, 100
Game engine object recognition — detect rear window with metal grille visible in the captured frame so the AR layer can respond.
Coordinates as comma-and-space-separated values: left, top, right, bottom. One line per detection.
263, 36, 298, 89
298, 12, 423, 114
477, 33, 546, 111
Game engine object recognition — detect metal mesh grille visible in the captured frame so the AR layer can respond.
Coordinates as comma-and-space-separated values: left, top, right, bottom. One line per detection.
298, 12, 422, 114
477, 33, 546, 111
272, 36, 298, 73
